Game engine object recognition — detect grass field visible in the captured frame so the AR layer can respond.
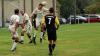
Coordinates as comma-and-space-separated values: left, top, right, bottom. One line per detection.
0, 23, 100, 56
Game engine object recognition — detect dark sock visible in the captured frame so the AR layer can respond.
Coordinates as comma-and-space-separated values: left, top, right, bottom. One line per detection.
27, 33, 31, 40
49, 44, 52, 54
32, 36, 36, 45
52, 44, 56, 51
43, 32, 45, 37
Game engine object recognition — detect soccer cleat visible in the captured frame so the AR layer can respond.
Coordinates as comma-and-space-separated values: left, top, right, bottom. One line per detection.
11, 47, 16, 53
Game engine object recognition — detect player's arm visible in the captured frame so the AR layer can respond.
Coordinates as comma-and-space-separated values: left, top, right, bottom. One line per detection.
55, 16, 60, 30
30, 10, 36, 18
30, 8, 37, 23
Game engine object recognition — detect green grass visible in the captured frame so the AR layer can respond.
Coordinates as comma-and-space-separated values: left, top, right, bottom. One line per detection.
0, 23, 100, 56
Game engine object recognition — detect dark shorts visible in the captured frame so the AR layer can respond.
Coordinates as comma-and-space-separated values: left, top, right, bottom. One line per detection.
47, 29, 57, 41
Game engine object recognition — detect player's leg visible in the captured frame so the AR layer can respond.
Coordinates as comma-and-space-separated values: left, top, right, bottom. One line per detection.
52, 40, 56, 51
40, 28, 44, 43
48, 40, 53, 56
43, 28, 46, 39
9, 25, 18, 52
26, 25, 33, 43
40, 23, 46, 43
20, 31, 24, 44
27, 32, 31, 41
32, 29, 37, 45
47, 31, 53, 56
19, 24, 25, 44
32, 19, 39, 45
11, 32, 19, 52
52, 30, 57, 51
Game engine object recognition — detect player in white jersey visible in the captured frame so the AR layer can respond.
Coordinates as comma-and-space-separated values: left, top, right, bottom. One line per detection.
30, 1, 48, 44
9, 9, 20, 52
20, 10, 32, 43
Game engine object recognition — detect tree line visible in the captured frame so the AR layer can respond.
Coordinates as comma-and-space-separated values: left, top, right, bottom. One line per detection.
57, 0, 100, 18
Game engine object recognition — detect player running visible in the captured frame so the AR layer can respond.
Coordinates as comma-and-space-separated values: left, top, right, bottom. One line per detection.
19, 10, 32, 44
30, 1, 48, 44
41, 7, 60, 56
9, 9, 20, 52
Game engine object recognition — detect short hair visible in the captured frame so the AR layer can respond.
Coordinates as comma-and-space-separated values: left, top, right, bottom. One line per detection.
39, 3, 44, 6
49, 7, 54, 13
14, 9, 19, 14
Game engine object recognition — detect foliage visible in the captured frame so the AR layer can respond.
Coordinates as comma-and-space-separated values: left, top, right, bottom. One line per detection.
57, 0, 90, 18
85, 0, 100, 14
57, 0, 74, 18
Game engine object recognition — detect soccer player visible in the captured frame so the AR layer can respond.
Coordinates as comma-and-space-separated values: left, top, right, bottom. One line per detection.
18, 11, 26, 44
41, 7, 60, 56
30, 1, 48, 44
20, 10, 32, 43
9, 9, 20, 52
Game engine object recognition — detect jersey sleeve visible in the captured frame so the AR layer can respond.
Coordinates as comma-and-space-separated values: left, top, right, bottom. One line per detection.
55, 16, 60, 26
30, 8, 37, 17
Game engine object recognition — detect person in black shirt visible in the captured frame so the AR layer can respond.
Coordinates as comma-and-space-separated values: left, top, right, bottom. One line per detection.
41, 7, 60, 56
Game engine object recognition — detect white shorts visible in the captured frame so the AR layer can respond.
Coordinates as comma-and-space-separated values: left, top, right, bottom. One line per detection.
35, 18, 41, 28
9, 25, 15, 33
8, 25, 18, 37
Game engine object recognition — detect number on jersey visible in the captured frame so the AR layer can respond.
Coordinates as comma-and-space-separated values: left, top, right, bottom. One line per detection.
48, 18, 52, 24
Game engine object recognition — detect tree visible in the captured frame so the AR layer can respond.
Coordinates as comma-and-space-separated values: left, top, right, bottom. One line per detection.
57, 0, 90, 18
85, 2, 100, 14
85, 0, 100, 14
57, 0, 74, 18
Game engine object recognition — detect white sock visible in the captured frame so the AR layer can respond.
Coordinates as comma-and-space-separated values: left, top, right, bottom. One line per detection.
11, 42, 17, 50
33, 34, 36, 37
40, 32, 43, 39
20, 36, 24, 41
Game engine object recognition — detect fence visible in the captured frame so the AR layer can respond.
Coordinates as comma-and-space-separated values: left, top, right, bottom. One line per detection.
0, 0, 53, 27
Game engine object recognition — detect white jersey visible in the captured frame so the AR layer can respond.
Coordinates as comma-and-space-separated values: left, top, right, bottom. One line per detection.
32, 7, 48, 20
9, 14, 20, 33
9, 15, 20, 26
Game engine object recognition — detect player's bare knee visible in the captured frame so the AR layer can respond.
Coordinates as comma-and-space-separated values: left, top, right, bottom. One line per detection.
49, 40, 52, 44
